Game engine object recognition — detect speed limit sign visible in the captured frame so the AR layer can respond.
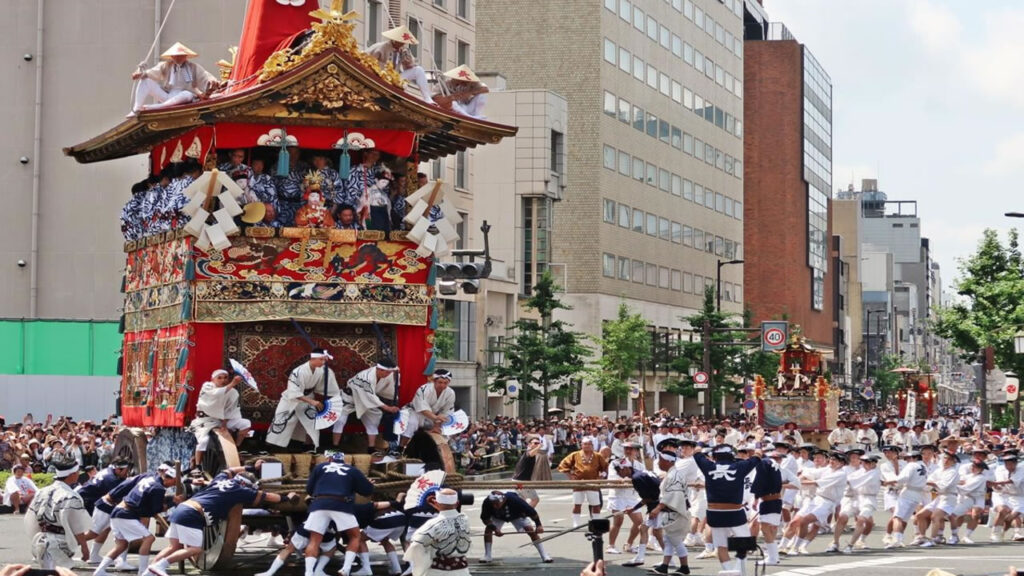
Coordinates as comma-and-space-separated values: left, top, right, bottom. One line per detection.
693, 371, 710, 389
761, 321, 788, 351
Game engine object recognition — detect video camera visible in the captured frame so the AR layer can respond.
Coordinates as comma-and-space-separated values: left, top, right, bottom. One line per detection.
585, 518, 611, 562
458, 491, 475, 506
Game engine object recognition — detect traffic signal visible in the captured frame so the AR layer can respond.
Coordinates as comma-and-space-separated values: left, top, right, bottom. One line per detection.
435, 260, 491, 295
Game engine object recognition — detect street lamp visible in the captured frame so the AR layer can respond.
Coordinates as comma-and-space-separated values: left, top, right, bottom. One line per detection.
716, 259, 744, 311
1015, 332, 1024, 354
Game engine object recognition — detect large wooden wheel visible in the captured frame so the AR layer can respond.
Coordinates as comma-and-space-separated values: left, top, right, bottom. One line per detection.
200, 428, 241, 475
194, 505, 243, 572
113, 428, 147, 474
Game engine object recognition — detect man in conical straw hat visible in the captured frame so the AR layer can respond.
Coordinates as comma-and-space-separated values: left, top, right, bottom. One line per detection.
130, 42, 220, 115
366, 26, 434, 104
434, 65, 488, 119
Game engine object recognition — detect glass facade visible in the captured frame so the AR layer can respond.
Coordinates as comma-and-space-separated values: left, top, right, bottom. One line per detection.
803, 47, 832, 310
522, 197, 552, 294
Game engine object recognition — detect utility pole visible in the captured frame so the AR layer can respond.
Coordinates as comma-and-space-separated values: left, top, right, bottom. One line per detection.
977, 359, 988, 426
703, 318, 712, 419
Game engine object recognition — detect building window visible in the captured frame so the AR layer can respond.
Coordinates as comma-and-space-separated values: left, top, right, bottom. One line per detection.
366, 1, 382, 44
646, 113, 658, 137
671, 80, 682, 103
683, 272, 693, 293
671, 126, 682, 149
457, 40, 470, 66
812, 269, 825, 311
646, 263, 658, 286
619, 47, 631, 73
603, 145, 616, 170
618, 151, 630, 175
457, 0, 469, 19
659, 168, 670, 192
603, 253, 616, 277
632, 104, 644, 131
632, 209, 644, 233
603, 91, 616, 116
620, 0, 631, 21
694, 229, 704, 251
694, 184, 704, 206
734, 284, 742, 302
618, 257, 630, 280
618, 204, 630, 228
682, 225, 693, 246
632, 260, 644, 284
603, 199, 616, 223
632, 157, 644, 181
633, 56, 644, 81
683, 179, 693, 201
455, 150, 467, 189
407, 18, 421, 58
659, 120, 670, 144
433, 29, 447, 70
522, 197, 552, 295
646, 65, 658, 89
431, 157, 444, 180
659, 267, 670, 289
647, 15, 658, 41
551, 130, 564, 175
735, 202, 743, 220
695, 274, 704, 293
436, 300, 474, 361
671, 269, 682, 291
646, 213, 657, 236
659, 217, 670, 240
671, 222, 681, 243
605, 0, 616, 12
603, 38, 616, 64
671, 174, 681, 196
646, 162, 657, 186
633, 5, 645, 30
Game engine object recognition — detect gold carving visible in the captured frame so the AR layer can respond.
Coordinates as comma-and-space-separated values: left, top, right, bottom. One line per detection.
280, 74, 381, 111
260, 3, 404, 93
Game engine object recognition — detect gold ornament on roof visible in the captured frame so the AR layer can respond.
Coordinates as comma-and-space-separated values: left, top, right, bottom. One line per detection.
217, 46, 238, 81
259, 2, 404, 91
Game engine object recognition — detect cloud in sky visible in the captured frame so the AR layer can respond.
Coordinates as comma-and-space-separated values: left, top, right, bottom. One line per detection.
906, 0, 961, 54
986, 132, 1024, 175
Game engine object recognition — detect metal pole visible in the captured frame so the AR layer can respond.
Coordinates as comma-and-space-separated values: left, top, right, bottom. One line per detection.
978, 357, 988, 426
703, 318, 712, 419
716, 260, 723, 312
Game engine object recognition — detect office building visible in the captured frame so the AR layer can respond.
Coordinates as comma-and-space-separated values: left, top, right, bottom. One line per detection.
477, 0, 747, 416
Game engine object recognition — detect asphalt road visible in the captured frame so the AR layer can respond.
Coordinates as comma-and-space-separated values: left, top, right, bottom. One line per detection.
0, 489, 1019, 576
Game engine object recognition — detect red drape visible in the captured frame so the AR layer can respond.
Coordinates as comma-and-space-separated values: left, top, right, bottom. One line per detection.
150, 127, 215, 175
230, 0, 317, 91
188, 323, 226, 422
214, 123, 415, 158
395, 325, 430, 405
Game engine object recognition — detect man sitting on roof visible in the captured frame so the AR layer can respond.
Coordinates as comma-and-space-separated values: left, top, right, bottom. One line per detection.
433, 66, 488, 119
130, 42, 220, 115
366, 26, 434, 105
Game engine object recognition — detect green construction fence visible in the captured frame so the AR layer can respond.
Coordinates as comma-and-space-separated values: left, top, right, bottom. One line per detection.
0, 319, 121, 376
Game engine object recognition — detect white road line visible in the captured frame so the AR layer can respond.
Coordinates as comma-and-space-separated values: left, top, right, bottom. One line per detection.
769, 556, 919, 576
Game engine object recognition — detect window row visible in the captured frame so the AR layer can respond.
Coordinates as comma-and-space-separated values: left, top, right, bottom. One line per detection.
421, 0, 470, 20
601, 253, 743, 302
603, 40, 743, 143
601, 198, 743, 259
604, 0, 743, 64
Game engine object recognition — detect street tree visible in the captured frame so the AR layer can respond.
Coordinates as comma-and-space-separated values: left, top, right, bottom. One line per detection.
585, 301, 652, 415
487, 271, 591, 415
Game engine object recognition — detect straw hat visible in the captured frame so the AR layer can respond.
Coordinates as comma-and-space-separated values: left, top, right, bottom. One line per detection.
241, 202, 267, 224
382, 25, 418, 45
444, 65, 479, 83
161, 42, 199, 60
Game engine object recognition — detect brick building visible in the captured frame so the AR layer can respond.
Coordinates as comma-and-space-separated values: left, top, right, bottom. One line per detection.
477, 0, 747, 416
742, 6, 835, 353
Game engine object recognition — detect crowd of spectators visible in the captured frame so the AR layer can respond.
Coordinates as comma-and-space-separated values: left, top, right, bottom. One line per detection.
0, 414, 124, 476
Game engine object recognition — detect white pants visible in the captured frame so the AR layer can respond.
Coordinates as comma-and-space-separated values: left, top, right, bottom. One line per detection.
573, 491, 602, 507
305, 510, 359, 534
196, 418, 252, 450
402, 410, 436, 439
110, 517, 151, 542
167, 523, 204, 548
31, 532, 75, 569
133, 78, 197, 112
332, 407, 382, 436
491, 517, 536, 533
91, 508, 112, 533
711, 524, 750, 548
451, 94, 487, 119
400, 66, 433, 103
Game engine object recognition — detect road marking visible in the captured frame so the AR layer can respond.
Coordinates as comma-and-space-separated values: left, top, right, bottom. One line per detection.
769, 556, 919, 576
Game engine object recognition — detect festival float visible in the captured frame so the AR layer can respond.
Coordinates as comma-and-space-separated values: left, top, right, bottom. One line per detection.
755, 336, 840, 442
893, 368, 937, 420
64, 1, 516, 568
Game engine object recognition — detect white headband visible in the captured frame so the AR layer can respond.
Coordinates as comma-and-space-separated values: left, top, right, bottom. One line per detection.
54, 463, 80, 478
436, 490, 459, 505
311, 351, 333, 360
658, 451, 677, 462
212, 369, 228, 379
377, 364, 398, 371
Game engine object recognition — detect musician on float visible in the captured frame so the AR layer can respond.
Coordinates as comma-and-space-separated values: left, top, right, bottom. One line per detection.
433, 66, 488, 119
366, 26, 434, 105
267, 349, 341, 450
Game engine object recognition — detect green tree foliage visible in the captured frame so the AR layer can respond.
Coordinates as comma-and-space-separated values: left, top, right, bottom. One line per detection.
668, 287, 778, 407
585, 302, 653, 413
487, 271, 591, 414
935, 229, 1024, 378
872, 354, 904, 404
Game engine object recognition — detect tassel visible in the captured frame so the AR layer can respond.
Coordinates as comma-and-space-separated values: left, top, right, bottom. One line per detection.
118, 314, 126, 334
339, 130, 351, 180
423, 350, 436, 376
147, 348, 156, 372
429, 305, 439, 330
181, 290, 192, 320
176, 345, 189, 370
427, 261, 439, 285
120, 274, 127, 293
175, 384, 192, 414
184, 258, 195, 281
116, 353, 124, 376
276, 130, 290, 177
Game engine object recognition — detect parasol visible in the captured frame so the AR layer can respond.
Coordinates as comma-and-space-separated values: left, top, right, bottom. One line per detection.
228, 358, 259, 392
441, 410, 469, 437
405, 470, 446, 510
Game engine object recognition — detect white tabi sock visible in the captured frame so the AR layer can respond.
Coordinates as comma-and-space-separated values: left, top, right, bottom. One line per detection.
635, 545, 646, 561
96, 556, 114, 572
90, 541, 103, 560
314, 555, 330, 575
533, 541, 549, 560
966, 528, 975, 537
484, 541, 493, 560
387, 551, 401, 573
573, 514, 582, 528
304, 556, 317, 576
262, 557, 286, 576
120, 550, 129, 563
358, 552, 372, 573
705, 542, 715, 551
341, 551, 357, 574
766, 542, 779, 561
136, 555, 149, 576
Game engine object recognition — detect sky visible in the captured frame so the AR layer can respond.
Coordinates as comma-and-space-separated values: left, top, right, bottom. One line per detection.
763, 0, 1024, 293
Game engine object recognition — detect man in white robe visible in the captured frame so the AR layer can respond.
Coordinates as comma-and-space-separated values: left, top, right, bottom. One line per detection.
404, 489, 470, 576
267, 349, 340, 450
399, 370, 456, 448
331, 359, 401, 451
130, 42, 219, 114
192, 369, 252, 466
25, 460, 92, 568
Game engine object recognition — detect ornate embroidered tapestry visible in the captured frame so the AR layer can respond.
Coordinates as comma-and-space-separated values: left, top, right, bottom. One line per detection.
121, 324, 192, 428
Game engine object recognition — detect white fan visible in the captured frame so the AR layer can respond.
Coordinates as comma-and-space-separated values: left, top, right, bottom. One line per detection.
405, 470, 447, 510
182, 169, 248, 251
403, 180, 461, 257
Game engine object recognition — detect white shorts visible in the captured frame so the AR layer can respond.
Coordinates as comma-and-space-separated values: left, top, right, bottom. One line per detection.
365, 525, 405, 542
196, 418, 251, 450
91, 508, 112, 533
1007, 496, 1024, 513
856, 495, 878, 519
402, 410, 434, 439
688, 493, 707, 519
290, 531, 336, 552
992, 493, 1006, 509
894, 496, 924, 521
795, 494, 815, 517
609, 496, 641, 513
167, 523, 204, 548
883, 491, 899, 512
573, 491, 602, 507
924, 495, 957, 516
759, 513, 781, 527
332, 408, 381, 436
304, 510, 359, 534
840, 496, 859, 518
110, 518, 151, 542
711, 524, 751, 548
807, 497, 836, 525
491, 517, 536, 533
782, 489, 797, 508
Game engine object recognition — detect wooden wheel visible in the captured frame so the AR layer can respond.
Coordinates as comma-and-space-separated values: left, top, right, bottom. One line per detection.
194, 504, 242, 572
200, 428, 241, 475
113, 428, 147, 474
